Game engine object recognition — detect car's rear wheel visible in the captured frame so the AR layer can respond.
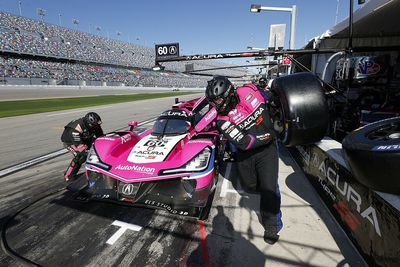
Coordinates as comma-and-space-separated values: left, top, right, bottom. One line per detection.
342, 117, 400, 194
270, 72, 329, 147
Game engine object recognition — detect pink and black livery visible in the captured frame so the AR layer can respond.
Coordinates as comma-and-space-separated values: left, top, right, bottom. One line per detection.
82, 97, 222, 219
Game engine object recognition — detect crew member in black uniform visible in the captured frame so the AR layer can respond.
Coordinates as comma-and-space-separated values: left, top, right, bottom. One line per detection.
61, 112, 104, 181
258, 77, 268, 90
205, 76, 282, 244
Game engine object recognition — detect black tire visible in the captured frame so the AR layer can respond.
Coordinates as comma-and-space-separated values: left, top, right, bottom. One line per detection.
342, 117, 400, 194
270, 72, 329, 147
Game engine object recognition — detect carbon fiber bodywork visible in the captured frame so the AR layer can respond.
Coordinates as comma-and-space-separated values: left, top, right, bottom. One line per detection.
82, 171, 216, 218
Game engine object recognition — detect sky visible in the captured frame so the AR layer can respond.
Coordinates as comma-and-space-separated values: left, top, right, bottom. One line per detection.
0, 0, 361, 64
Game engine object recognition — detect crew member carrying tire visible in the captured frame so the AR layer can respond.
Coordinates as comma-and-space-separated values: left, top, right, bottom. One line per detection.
205, 76, 282, 244
61, 112, 104, 181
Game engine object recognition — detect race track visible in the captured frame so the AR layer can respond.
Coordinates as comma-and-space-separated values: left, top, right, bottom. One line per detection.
0, 91, 367, 267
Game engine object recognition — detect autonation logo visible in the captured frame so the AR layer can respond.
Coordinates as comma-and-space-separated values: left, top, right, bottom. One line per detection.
115, 164, 155, 175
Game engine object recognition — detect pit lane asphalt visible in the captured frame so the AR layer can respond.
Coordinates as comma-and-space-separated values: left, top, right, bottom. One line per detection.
0, 93, 367, 267
0, 147, 367, 267
0, 92, 203, 170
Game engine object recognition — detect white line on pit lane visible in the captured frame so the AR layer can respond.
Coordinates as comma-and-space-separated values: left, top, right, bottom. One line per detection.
46, 105, 113, 117
0, 118, 157, 178
219, 163, 245, 197
106, 220, 142, 245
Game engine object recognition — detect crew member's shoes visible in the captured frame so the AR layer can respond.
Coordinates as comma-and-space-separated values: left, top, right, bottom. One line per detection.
263, 229, 279, 245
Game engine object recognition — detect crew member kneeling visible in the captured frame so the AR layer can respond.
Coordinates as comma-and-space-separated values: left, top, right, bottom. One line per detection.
61, 112, 104, 181
205, 76, 282, 244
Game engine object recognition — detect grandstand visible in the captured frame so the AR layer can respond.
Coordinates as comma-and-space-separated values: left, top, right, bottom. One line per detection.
0, 12, 249, 87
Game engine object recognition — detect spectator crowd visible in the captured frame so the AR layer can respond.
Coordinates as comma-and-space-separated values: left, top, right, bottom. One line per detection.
0, 55, 211, 87
0, 11, 248, 87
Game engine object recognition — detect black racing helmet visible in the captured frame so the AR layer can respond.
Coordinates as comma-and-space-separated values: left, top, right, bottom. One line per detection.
205, 76, 235, 115
258, 77, 267, 88
84, 112, 102, 128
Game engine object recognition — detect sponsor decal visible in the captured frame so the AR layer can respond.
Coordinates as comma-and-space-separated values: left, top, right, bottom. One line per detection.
121, 184, 137, 195
297, 146, 311, 165
250, 98, 259, 108
333, 201, 361, 231
308, 152, 381, 237
127, 134, 185, 163
144, 199, 189, 215
92, 194, 110, 199
143, 139, 165, 147
229, 128, 239, 138
97, 137, 116, 141
121, 134, 132, 144
161, 110, 187, 117
235, 133, 244, 141
256, 133, 270, 141
204, 108, 217, 122
356, 57, 380, 75
134, 150, 164, 156
220, 121, 231, 130
372, 144, 400, 151
226, 125, 235, 134
229, 109, 242, 121
318, 176, 336, 201
186, 54, 223, 60
245, 94, 253, 101
189, 140, 212, 144
115, 164, 155, 175
238, 107, 265, 130
255, 116, 263, 125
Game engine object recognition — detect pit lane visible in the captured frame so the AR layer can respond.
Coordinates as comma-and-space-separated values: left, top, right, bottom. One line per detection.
0, 98, 367, 267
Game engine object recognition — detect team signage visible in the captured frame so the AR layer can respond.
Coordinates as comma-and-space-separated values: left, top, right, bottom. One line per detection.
292, 145, 400, 266
155, 43, 180, 60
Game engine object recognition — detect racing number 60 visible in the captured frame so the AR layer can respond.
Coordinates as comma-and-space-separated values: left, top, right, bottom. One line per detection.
157, 46, 168, 56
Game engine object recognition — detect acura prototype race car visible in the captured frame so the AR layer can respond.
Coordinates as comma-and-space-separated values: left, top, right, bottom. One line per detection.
73, 74, 332, 219
81, 97, 222, 219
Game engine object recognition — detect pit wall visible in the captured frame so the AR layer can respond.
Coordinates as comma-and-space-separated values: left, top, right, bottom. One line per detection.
290, 137, 400, 267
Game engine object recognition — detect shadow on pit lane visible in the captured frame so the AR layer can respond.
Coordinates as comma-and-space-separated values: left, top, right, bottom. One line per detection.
187, 206, 266, 267
218, 145, 365, 267
280, 147, 365, 267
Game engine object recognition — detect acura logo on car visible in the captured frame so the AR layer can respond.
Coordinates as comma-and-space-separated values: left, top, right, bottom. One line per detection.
122, 184, 135, 195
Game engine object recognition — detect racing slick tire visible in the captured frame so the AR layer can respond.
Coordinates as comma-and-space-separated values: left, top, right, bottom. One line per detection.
342, 117, 400, 194
270, 72, 329, 147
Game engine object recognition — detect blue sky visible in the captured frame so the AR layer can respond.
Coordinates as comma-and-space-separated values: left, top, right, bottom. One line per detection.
0, 0, 359, 62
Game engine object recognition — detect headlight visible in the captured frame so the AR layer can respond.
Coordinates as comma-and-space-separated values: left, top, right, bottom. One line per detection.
86, 146, 111, 170
162, 147, 212, 174
184, 147, 211, 171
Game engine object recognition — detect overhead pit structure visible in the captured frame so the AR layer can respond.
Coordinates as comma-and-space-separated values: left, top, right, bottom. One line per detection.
307, 0, 400, 80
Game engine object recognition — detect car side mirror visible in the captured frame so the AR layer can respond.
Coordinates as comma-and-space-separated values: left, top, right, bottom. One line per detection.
128, 120, 138, 130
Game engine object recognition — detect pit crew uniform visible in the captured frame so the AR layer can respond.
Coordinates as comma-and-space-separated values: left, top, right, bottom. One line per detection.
216, 83, 282, 235
61, 118, 103, 181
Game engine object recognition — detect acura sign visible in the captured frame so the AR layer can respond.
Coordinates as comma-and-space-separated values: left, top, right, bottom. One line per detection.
120, 183, 139, 196
155, 43, 180, 60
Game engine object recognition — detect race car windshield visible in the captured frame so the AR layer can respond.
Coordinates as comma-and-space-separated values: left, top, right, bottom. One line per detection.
152, 118, 187, 136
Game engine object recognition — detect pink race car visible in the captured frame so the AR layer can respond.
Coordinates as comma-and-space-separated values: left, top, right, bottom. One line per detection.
83, 97, 223, 219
